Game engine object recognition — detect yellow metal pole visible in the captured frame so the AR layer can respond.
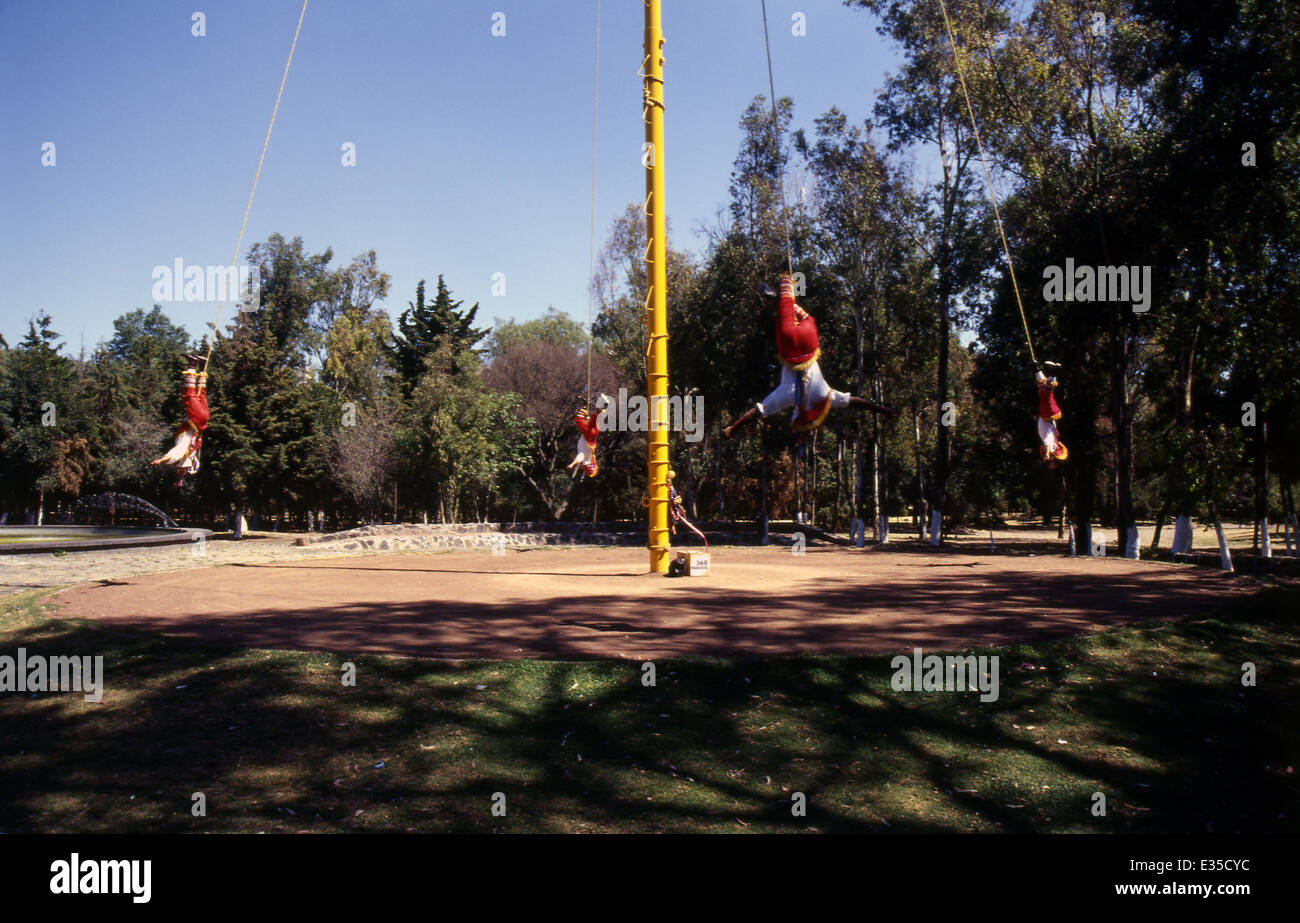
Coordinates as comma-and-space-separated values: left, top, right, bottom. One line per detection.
643, 0, 670, 573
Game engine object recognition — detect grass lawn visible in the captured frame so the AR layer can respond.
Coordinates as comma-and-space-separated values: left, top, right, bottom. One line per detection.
1, 581, 1297, 833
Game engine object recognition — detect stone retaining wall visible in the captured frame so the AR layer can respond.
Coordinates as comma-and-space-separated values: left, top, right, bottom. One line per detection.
295, 521, 783, 553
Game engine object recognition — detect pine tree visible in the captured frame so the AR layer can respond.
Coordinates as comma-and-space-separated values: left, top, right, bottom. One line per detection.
391, 275, 487, 388
0, 313, 87, 519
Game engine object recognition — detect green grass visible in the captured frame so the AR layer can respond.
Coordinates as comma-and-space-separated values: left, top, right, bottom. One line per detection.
1, 582, 1297, 833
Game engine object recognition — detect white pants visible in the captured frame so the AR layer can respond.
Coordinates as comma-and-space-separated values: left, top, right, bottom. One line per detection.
157, 429, 200, 473
1037, 417, 1061, 456
757, 362, 851, 418
569, 436, 595, 470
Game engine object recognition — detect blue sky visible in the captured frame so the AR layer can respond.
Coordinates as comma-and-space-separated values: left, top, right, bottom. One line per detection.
0, 0, 901, 355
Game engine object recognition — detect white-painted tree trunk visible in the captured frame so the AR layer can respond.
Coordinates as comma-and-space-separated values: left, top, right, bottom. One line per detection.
37, 490, 44, 527
1258, 518, 1271, 558
233, 512, 247, 540
878, 514, 890, 544
1068, 522, 1076, 556
928, 509, 941, 546
1123, 524, 1140, 560
1171, 514, 1194, 555
1214, 521, 1233, 571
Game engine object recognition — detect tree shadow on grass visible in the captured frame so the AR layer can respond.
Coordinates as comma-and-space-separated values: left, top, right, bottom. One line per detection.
0, 585, 1296, 833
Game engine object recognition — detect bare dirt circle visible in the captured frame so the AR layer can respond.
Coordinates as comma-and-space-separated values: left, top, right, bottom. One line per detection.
51, 544, 1253, 660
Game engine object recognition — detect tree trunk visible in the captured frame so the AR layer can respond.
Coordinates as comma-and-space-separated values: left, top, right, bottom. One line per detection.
714, 421, 723, 520
1172, 513, 1193, 554
1075, 519, 1092, 560
1110, 308, 1138, 559
1284, 481, 1297, 558
876, 370, 889, 544
932, 281, 950, 546
868, 291, 889, 543
1255, 416, 1270, 558
913, 401, 924, 539
810, 431, 818, 526
684, 440, 697, 519
1150, 501, 1166, 551
1214, 521, 1233, 571
759, 422, 769, 544
854, 410, 864, 540
835, 433, 844, 531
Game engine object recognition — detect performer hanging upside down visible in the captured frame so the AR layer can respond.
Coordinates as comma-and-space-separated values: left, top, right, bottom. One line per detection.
151, 355, 210, 485
1035, 368, 1068, 467
724, 274, 895, 438
566, 397, 609, 479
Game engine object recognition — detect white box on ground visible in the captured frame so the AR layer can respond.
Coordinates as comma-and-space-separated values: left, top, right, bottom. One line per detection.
676, 550, 709, 576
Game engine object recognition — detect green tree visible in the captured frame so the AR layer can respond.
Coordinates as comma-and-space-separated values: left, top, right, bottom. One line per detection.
404, 345, 536, 522
0, 313, 88, 521
486, 307, 587, 359
796, 108, 921, 536
852, 0, 1001, 544
392, 276, 487, 389
85, 306, 192, 494
202, 236, 344, 531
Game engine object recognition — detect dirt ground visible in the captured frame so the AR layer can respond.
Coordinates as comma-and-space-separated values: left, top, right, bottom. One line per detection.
52, 544, 1253, 660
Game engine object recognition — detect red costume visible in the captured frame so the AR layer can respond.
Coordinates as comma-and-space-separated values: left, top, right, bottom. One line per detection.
762, 275, 846, 431
567, 409, 601, 478
1037, 376, 1062, 422
725, 277, 895, 442
1035, 371, 1067, 465
573, 410, 600, 448
774, 275, 820, 371
152, 369, 209, 482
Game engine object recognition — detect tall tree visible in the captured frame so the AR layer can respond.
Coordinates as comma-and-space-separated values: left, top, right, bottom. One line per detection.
853, 0, 996, 544
202, 236, 344, 531
391, 275, 487, 389
796, 108, 918, 538
0, 313, 87, 521
482, 319, 619, 521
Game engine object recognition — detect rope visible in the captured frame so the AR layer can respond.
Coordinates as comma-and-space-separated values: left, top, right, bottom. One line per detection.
794, 372, 806, 523
203, 0, 309, 368
760, 0, 794, 276
936, 0, 1037, 368
585, 0, 601, 411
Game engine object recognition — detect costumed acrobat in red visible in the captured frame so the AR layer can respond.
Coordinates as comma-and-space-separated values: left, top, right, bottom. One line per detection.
1036, 369, 1068, 466
566, 393, 614, 478
151, 355, 209, 486
724, 273, 895, 438
567, 408, 602, 478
